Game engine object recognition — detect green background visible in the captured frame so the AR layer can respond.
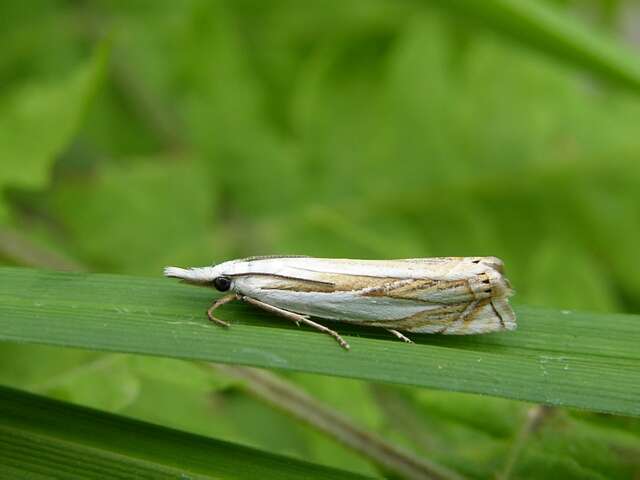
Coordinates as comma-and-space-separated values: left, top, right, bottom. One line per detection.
1, 1, 639, 478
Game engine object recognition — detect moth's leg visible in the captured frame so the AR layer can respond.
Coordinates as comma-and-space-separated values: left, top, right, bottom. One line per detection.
240, 296, 350, 350
387, 329, 413, 344
207, 293, 239, 327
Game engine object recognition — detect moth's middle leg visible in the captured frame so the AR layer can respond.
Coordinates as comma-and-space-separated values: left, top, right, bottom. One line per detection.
240, 295, 350, 350
387, 329, 413, 344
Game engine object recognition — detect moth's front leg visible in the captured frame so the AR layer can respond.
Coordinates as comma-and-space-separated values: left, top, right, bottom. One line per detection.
239, 295, 350, 350
207, 293, 240, 327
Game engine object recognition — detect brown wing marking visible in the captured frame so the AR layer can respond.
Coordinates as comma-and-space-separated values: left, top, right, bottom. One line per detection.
260, 274, 402, 294
363, 278, 476, 303
361, 297, 494, 333
259, 277, 337, 292
358, 302, 468, 330
445, 298, 491, 334
490, 300, 506, 328
229, 273, 336, 292
419, 299, 486, 334
261, 274, 480, 304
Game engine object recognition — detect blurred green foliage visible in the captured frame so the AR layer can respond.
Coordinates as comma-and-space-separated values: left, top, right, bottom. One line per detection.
1, 0, 640, 478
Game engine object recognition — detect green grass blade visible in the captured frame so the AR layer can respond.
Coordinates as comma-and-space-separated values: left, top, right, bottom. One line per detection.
1, 267, 639, 417
434, 0, 640, 91
0, 384, 371, 480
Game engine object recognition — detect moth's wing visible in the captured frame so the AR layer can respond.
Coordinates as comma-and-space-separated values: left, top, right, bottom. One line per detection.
244, 257, 512, 303
255, 273, 494, 304
230, 256, 516, 333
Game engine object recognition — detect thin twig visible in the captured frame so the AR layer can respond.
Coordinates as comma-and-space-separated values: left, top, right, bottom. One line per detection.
210, 364, 465, 480
369, 384, 438, 454
497, 405, 556, 480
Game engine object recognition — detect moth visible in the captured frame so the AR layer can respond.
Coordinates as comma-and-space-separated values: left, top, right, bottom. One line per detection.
165, 255, 516, 350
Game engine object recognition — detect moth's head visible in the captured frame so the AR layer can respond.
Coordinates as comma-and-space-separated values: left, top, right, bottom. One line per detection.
164, 263, 235, 292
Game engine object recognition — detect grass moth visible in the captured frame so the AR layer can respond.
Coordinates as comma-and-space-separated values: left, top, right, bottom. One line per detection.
165, 255, 515, 350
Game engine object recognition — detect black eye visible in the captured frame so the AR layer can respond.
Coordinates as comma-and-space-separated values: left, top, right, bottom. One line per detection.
213, 276, 232, 292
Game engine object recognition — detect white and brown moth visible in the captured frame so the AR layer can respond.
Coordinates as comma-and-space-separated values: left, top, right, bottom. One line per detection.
165, 255, 515, 350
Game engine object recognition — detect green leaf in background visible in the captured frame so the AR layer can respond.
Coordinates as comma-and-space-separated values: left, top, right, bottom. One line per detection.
0, 43, 108, 220
433, 0, 640, 91
526, 238, 617, 312
1, 267, 639, 418
51, 158, 220, 274
0, 385, 371, 480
